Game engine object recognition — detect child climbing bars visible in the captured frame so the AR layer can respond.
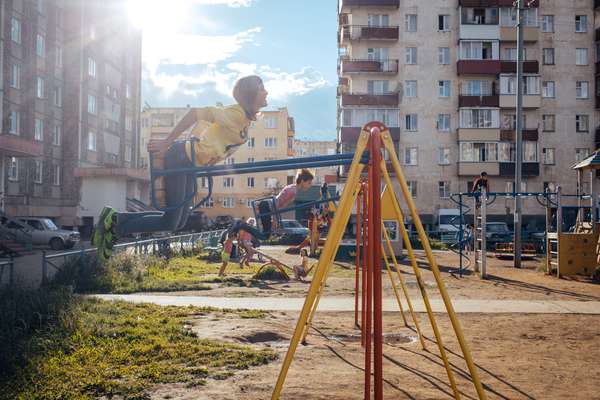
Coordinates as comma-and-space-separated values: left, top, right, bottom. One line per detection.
218, 232, 237, 276
92, 75, 268, 260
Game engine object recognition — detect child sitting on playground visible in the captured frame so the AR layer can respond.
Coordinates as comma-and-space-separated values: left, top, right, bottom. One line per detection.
91, 75, 268, 261
218, 232, 237, 277
238, 217, 257, 268
292, 249, 310, 281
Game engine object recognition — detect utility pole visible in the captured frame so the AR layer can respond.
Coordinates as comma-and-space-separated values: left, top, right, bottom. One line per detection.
514, 0, 524, 268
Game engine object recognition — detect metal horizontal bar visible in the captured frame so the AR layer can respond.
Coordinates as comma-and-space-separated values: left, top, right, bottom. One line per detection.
257, 196, 341, 217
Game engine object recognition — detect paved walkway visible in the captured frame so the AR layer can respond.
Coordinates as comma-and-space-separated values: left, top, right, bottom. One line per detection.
93, 294, 600, 314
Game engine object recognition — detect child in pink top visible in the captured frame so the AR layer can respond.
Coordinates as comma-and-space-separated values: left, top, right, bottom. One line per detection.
219, 232, 237, 276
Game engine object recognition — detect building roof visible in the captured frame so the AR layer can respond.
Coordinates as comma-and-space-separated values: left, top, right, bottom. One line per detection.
572, 150, 600, 170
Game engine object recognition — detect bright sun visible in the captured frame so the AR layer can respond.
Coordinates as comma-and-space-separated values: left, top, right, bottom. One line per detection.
127, 0, 187, 34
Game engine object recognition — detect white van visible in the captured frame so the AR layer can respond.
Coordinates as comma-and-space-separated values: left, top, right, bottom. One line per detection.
438, 209, 461, 240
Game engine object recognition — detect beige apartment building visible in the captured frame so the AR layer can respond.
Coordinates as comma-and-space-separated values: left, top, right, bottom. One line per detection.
338, 0, 600, 229
140, 107, 296, 220
294, 139, 338, 184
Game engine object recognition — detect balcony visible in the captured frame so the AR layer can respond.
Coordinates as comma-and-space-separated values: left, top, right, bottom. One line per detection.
499, 94, 541, 108
500, 129, 539, 141
500, 60, 539, 74
341, 25, 399, 42
457, 60, 501, 75
340, 91, 400, 107
340, 0, 399, 9
340, 126, 400, 142
458, 162, 499, 176
340, 59, 398, 75
458, 128, 501, 141
0, 134, 43, 157
500, 26, 539, 42
499, 162, 540, 177
459, 24, 500, 40
459, 95, 499, 107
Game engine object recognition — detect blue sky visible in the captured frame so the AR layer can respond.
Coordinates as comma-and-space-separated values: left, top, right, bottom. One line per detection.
136, 0, 338, 140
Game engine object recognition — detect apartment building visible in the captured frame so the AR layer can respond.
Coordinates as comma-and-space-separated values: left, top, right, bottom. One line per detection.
338, 0, 599, 228
0, 0, 145, 237
141, 106, 296, 220
294, 139, 338, 184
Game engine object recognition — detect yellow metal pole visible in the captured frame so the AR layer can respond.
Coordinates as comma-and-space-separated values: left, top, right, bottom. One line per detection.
380, 242, 409, 326
381, 133, 488, 400
381, 222, 426, 350
380, 167, 460, 399
272, 132, 369, 399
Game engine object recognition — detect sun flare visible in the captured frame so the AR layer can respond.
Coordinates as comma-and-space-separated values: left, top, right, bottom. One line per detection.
127, 0, 187, 34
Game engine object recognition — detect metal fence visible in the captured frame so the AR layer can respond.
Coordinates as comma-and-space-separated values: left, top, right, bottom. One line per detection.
40, 230, 226, 285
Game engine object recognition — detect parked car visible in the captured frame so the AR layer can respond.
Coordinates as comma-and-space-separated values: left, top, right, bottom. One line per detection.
212, 215, 234, 229
485, 222, 513, 243
6, 217, 80, 250
276, 219, 309, 245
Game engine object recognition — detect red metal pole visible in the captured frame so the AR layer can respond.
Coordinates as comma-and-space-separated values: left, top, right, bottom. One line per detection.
361, 182, 368, 347
364, 134, 374, 400
355, 188, 361, 328
371, 127, 384, 400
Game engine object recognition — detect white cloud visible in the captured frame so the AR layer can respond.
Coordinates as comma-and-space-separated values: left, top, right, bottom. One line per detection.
190, 0, 255, 6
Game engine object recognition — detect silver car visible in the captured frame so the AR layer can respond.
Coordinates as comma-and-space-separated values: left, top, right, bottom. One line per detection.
7, 217, 80, 250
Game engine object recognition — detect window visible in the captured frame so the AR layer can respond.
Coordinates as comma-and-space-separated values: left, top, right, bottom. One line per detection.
407, 181, 417, 198
88, 94, 96, 114
438, 15, 450, 31
264, 117, 277, 129
500, 75, 540, 95
404, 147, 418, 165
199, 198, 214, 208
542, 15, 554, 32
542, 114, 555, 132
88, 131, 96, 151
10, 64, 20, 89
8, 158, 19, 181
404, 80, 417, 97
224, 157, 234, 165
264, 177, 278, 189
34, 161, 43, 184
34, 118, 44, 141
53, 125, 61, 146
36, 34, 45, 57
88, 57, 96, 78
368, 14, 389, 27
368, 80, 389, 94
439, 148, 451, 165
405, 47, 417, 64
405, 114, 418, 131
36, 77, 44, 98
247, 177, 255, 187
405, 14, 417, 32
459, 108, 499, 128
461, 80, 493, 96
367, 47, 389, 61
523, 141, 537, 162
125, 144, 132, 162
500, 7, 517, 26
9, 111, 19, 135
125, 115, 133, 131
576, 114, 589, 132
11, 18, 21, 44
247, 157, 255, 163
439, 181, 450, 199
542, 48, 555, 65
55, 46, 63, 69
341, 109, 400, 128
460, 40, 494, 60
576, 81, 589, 99
575, 148, 589, 162
223, 197, 235, 208
37, 0, 44, 14
264, 137, 277, 148
223, 177, 234, 188
542, 148, 555, 165
53, 164, 60, 186
54, 87, 62, 107
575, 15, 587, 33
542, 81, 555, 98
247, 137, 255, 148
438, 80, 451, 97
460, 142, 499, 162
89, 25, 96, 41
576, 48, 588, 65
126, 84, 132, 99
437, 114, 450, 132
438, 47, 450, 64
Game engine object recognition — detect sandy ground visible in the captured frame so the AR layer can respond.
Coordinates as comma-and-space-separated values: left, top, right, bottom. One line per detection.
147, 248, 600, 303
148, 311, 600, 400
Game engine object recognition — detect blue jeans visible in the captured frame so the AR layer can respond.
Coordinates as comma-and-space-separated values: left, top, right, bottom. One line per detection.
115, 142, 195, 236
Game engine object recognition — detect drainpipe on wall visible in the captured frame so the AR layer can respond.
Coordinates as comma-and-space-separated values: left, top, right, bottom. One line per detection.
0, 0, 6, 211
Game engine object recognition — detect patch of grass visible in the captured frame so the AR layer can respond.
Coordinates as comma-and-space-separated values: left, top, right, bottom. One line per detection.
0, 289, 276, 400
253, 265, 290, 281
236, 309, 268, 319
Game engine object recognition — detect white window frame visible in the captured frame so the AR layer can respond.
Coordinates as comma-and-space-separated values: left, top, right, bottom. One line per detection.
404, 80, 417, 98
9, 111, 20, 135
247, 137, 255, 148
11, 18, 21, 44
8, 158, 19, 181
264, 137, 277, 148
88, 57, 96, 78
36, 76, 45, 99
542, 81, 555, 98
34, 118, 44, 141
88, 94, 96, 114
54, 86, 62, 107
404, 147, 418, 166
405, 114, 418, 131
575, 15, 587, 33
576, 81, 589, 99
576, 48, 588, 66
542, 114, 556, 132
223, 177, 235, 188
542, 48, 555, 65
438, 14, 450, 32
437, 114, 451, 132
438, 47, 450, 65
53, 125, 61, 146
541, 15, 554, 33
438, 80, 451, 97
55, 46, 63, 69
542, 148, 555, 165
34, 160, 43, 184
438, 147, 451, 165
36, 34, 45, 57
10, 64, 20, 89
438, 181, 450, 199
575, 148, 589, 163
405, 47, 417, 64
576, 114, 589, 132
223, 197, 235, 208
247, 177, 255, 187
53, 164, 61, 186
264, 117, 277, 129
405, 14, 417, 32
88, 131, 96, 151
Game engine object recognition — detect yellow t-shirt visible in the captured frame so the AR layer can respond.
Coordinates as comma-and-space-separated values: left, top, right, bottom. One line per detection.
185, 104, 252, 165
